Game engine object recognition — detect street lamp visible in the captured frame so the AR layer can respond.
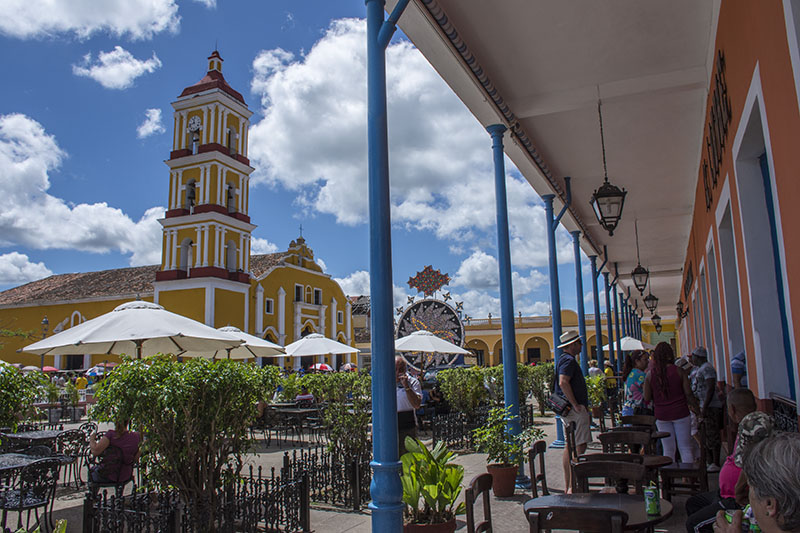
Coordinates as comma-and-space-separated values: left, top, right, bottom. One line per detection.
676, 301, 689, 319
590, 98, 627, 236
630, 220, 649, 294
643, 275, 658, 313
40, 315, 49, 370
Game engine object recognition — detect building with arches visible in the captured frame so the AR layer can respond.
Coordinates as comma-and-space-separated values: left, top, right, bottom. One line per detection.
0, 52, 353, 370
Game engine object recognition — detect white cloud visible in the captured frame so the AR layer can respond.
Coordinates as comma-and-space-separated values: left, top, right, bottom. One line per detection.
0, 113, 163, 266
193, 0, 216, 8
136, 108, 164, 138
0, 252, 52, 285
73, 47, 161, 90
585, 289, 606, 308
251, 237, 278, 254
316, 258, 327, 273
249, 18, 575, 268
0, 0, 179, 40
452, 251, 498, 290
334, 269, 412, 309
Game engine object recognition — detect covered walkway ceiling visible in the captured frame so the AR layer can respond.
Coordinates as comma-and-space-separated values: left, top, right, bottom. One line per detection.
392, 0, 720, 318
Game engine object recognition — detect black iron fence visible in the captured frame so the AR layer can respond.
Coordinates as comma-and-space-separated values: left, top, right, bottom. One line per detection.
83, 466, 310, 533
281, 444, 371, 511
431, 404, 535, 450
772, 393, 798, 433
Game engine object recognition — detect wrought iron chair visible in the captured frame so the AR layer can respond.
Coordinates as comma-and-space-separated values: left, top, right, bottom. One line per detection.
86, 443, 133, 498
527, 440, 549, 498
0, 457, 60, 532
465, 473, 492, 533
55, 429, 86, 488
526, 505, 627, 532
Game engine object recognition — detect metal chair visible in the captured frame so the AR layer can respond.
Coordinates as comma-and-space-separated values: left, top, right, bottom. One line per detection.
55, 429, 86, 488
87, 443, 133, 498
527, 440, 549, 498
465, 473, 493, 533
0, 457, 60, 532
526, 505, 627, 532
572, 461, 647, 495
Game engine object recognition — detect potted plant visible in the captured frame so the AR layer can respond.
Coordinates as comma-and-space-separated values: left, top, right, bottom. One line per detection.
45, 380, 62, 424
472, 405, 544, 497
65, 381, 82, 422
401, 437, 465, 533
586, 374, 607, 418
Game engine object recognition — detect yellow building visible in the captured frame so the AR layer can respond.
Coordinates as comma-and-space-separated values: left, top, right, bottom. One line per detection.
463, 310, 679, 366
0, 52, 354, 370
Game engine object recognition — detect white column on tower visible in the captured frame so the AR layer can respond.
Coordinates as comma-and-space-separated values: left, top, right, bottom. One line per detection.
180, 111, 188, 149
220, 228, 227, 269
238, 233, 244, 270
170, 230, 178, 269
245, 235, 251, 273
330, 297, 338, 342
202, 106, 209, 144
202, 224, 209, 267
255, 284, 264, 336
243, 120, 249, 157
218, 109, 226, 145
238, 119, 244, 155
195, 226, 202, 268
173, 114, 179, 150
217, 166, 223, 205
243, 177, 248, 215
164, 230, 172, 269
214, 225, 221, 267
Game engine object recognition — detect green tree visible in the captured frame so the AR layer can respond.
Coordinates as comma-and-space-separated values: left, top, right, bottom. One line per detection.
437, 366, 487, 417
91, 356, 263, 529
482, 363, 532, 409
528, 363, 554, 416
0, 365, 47, 429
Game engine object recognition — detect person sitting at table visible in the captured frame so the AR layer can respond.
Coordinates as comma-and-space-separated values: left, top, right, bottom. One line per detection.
621, 349, 652, 417
644, 342, 700, 465
88, 419, 141, 485
685, 388, 772, 532
715, 432, 800, 533
294, 387, 314, 405
588, 359, 603, 377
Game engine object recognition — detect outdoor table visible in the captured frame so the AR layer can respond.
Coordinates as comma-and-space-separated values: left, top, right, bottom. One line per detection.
0, 429, 65, 447
642, 455, 672, 468
651, 431, 670, 440
523, 493, 673, 531
276, 408, 317, 442
0, 453, 41, 474
270, 402, 297, 408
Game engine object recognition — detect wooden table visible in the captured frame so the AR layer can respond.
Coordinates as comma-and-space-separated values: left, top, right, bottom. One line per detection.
642, 455, 672, 468
524, 493, 673, 531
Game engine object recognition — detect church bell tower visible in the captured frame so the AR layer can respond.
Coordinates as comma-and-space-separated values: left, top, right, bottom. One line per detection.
153, 52, 256, 328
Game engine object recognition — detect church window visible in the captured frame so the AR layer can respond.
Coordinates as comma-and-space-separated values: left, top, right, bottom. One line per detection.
265, 298, 274, 315
337, 311, 343, 324
226, 183, 236, 213
185, 180, 196, 212
305, 286, 312, 304
294, 284, 303, 302
226, 128, 238, 155
191, 132, 200, 155
313, 288, 322, 306
179, 238, 194, 271
225, 240, 237, 272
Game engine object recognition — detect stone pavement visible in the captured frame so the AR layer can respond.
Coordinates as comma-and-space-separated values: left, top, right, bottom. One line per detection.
45, 414, 706, 532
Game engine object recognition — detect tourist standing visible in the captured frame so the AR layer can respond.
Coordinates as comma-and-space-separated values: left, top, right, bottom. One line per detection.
621, 350, 652, 416
395, 356, 421, 456
555, 330, 590, 493
644, 342, 700, 464
690, 347, 724, 470
588, 360, 603, 377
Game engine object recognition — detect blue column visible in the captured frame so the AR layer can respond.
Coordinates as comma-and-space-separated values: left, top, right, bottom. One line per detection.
572, 231, 588, 377
604, 272, 615, 371
613, 288, 623, 373
590, 256, 604, 368
365, 1, 409, 530
487, 124, 527, 485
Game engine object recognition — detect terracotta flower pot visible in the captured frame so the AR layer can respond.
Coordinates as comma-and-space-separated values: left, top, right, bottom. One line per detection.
486, 463, 518, 497
403, 518, 457, 533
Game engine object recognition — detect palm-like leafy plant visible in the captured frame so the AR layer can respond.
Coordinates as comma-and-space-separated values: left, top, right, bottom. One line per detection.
400, 437, 466, 525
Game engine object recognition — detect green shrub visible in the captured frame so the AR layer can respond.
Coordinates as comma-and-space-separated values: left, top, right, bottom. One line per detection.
529, 363, 554, 416
472, 405, 545, 466
436, 366, 487, 417
401, 438, 465, 525
0, 365, 47, 429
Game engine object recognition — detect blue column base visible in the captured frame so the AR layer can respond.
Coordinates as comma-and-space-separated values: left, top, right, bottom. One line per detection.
369, 459, 404, 531
549, 439, 566, 449
515, 474, 531, 489
549, 416, 566, 448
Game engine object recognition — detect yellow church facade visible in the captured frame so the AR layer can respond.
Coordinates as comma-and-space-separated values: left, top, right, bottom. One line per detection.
0, 52, 353, 370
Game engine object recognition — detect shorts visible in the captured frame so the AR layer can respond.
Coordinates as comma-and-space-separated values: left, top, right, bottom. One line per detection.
563, 407, 592, 446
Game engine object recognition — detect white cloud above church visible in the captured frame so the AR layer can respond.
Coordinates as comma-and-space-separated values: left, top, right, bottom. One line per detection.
73, 47, 162, 90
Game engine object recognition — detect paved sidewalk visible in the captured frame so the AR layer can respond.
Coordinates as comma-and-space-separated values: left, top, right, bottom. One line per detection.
46, 414, 702, 532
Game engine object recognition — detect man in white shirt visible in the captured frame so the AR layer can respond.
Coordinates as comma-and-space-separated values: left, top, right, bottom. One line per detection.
396, 356, 422, 456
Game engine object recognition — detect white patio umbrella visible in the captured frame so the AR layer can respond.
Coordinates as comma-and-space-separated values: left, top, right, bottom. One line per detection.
22, 301, 242, 359
283, 333, 359, 358
394, 330, 470, 355
601, 336, 654, 352
190, 326, 285, 360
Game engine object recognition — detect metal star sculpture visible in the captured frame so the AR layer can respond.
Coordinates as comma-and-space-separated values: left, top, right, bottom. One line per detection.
407, 265, 450, 297
455, 301, 464, 311
407, 296, 415, 305
396, 306, 404, 315
442, 292, 452, 302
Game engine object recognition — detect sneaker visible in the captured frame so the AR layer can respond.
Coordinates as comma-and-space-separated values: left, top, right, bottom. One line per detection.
707, 463, 721, 473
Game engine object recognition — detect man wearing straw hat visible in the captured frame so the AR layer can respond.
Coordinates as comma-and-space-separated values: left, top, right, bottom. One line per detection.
555, 330, 590, 492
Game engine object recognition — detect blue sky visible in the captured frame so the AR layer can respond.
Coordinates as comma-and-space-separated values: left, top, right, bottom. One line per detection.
0, 0, 601, 319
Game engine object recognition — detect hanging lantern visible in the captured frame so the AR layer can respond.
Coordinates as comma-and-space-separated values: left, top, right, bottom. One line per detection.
590, 98, 626, 236
643, 291, 658, 313
651, 313, 662, 334
630, 264, 648, 294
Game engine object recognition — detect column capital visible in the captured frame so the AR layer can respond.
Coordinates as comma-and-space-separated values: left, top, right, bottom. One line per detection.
486, 123, 507, 137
